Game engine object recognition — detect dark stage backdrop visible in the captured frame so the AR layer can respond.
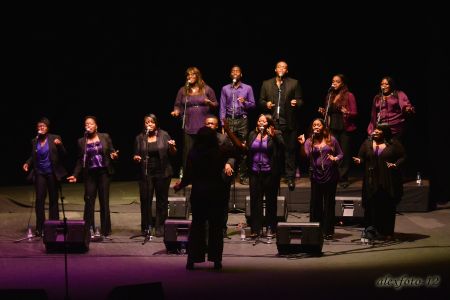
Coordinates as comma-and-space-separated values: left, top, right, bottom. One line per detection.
3, 5, 449, 205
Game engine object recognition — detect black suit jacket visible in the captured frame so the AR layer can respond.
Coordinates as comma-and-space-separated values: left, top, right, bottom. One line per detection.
259, 77, 303, 130
72, 132, 116, 178
25, 133, 68, 181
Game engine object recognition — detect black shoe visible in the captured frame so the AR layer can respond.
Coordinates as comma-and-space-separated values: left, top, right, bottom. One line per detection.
186, 261, 194, 270
239, 177, 249, 185
324, 234, 333, 240
288, 179, 295, 191
213, 261, 222, 270
34, 230, 42, 237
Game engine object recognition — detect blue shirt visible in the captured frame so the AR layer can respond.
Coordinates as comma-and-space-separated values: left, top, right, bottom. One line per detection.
36, 140, 52, 175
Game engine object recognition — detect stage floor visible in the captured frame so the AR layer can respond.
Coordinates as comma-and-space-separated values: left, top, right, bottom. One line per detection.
0, 182, 449, 300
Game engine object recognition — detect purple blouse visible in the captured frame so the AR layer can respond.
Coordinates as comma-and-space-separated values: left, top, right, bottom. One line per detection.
174, 85, 217, 134
250, 136, 271, 172
304, 136, 343, 183
86, 141, 105, 169
367, 90, 413, 136
36, 140, 52, 174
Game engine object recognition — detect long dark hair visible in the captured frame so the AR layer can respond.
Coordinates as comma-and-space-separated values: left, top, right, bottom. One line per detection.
327, 73, 349, 108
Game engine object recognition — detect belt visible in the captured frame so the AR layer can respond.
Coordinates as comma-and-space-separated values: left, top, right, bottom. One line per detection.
226, 114, 246, 119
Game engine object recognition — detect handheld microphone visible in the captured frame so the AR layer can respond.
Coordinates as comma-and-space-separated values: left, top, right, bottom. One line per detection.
259, 126, 265, 133
232, 78, 237, 86
145, 126, 151, 135
185, 81, 190, 89
329, 85, 334, 91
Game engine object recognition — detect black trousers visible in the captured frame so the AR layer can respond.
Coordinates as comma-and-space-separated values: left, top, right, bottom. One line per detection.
34, 172, 60, 232
275, 124, 297, 179
364, 189, 397, 236
83, 168, 111, 236
188, 198, 225, 263
331, 129, 354, 181
249, 171, 280, 234
226, 117, 249, 178
139, 175, 171, 232
310, 180, 338, 236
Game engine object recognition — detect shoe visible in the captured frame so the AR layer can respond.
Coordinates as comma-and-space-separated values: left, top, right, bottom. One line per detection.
339, 181, 349, 188
223, 229, 231, 239
186, 261, 194, 270
324, 234, 333, 240
239, 177, 249, 185
288, 179, 295, 191
34, 230, 42, 237
213, 261, 222, 270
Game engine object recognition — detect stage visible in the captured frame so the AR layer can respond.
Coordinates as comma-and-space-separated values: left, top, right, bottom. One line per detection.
0, 179, 448, 299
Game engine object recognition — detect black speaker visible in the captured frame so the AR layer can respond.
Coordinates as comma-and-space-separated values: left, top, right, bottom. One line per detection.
152, 196, 190, 219
43, 220, 90, 253
245, 195, 288, 224
0, 289, 47, 300
107, 282, 164, 300
335, 196, 364, 221
276, 222, 323, 255
163, 219, 191, 253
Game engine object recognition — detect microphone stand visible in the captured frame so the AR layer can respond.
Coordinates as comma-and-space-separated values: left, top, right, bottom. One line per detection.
130, 131, 153, 245
324, 88, 332, 128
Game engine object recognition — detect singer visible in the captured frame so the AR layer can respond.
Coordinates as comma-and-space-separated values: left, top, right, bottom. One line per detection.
259, 61, 303, 191
22, 117, 67, 237
318, 74, 358, 188
67, 116, 119, 238
353, 124, 406, 241
219, 65, 255, 185
133, 114, 177, 237
173, 126, 233, 270
367, 76, 415, 142
298, 118, 343, 240
171, 67, 218, 175
223, 114, 284, 238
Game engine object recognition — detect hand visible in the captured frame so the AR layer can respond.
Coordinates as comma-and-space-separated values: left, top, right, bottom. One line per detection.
54, 138, 62, 145
327, 154, 339, 162
224, 163, 233, 176
168, 140, 176, 147
67, 176, 77, 183
173, 181, 182, 192
340, 106, 349, 114
297, 134, 305, 144
237, 96, 245, 103
318, 107, 325, 115
352, 157, 361, 164
386, 162, 397, 169
171, 110, 180, 117
222, 118, 230, 132
23, 163, 29, 172
267, 101, 274, 109
267, 126, 275, 137
290, 99, 297, 107
133, 155, 142, 163
404, 106, 415, 114
110, 150, 119, 160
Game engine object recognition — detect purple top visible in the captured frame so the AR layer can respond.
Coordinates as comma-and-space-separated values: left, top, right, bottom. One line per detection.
367, 90, 413, 136
250, 136, 271, 172
36, 140, 52, 174
174, 85, 217, 134
86, 141, 105, 169
304, 136, 343, 183
219, 82, 255, 124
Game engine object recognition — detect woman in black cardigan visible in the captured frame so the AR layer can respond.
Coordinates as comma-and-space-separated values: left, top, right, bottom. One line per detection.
133, 113, 177, 237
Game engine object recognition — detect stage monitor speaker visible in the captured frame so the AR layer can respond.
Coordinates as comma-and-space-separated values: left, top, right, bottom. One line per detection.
107, 282, 164, 300
0, 289, 47, 300
152, 196, 189, 219
335, 196, 364, 221
276, 222, 323, 255
164, 219, 191, 253
43, 220, 90, 253
245, 195, 288, 224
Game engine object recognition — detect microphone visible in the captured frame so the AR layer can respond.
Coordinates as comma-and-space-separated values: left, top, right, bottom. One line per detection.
185, 81, 190, 89
329, 85, 334, 91
232, 78, 237, 86
145, 126, 151, 135
259, 126, 265, 134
